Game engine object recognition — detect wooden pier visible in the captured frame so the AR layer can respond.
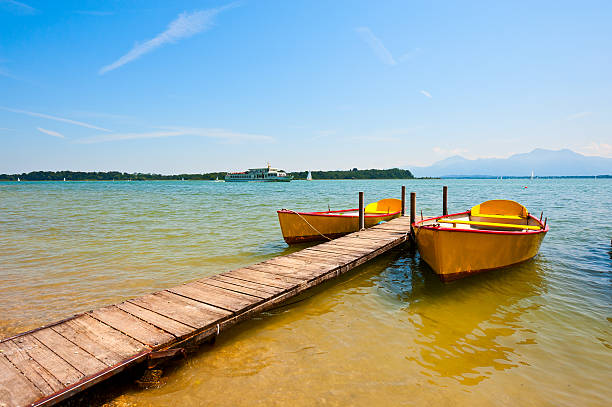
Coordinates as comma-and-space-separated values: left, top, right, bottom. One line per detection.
0, 216, 413, 407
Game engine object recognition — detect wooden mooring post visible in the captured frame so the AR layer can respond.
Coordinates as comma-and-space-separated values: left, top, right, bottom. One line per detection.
410, 192, 416, 237
443, 186, 448, 216
401, 185, 406, 216
358, 191, 365, 230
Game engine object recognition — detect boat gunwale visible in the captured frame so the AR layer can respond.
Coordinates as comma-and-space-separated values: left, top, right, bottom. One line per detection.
414, 211, 549, 235
277, 209, 401, 219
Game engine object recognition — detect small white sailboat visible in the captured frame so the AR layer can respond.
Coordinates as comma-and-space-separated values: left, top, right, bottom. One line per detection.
17, 177, 20, 182
530, 170, 534, 180
214, 176, 223, 182
306, 171, 313, 181
63, 177, 66, 181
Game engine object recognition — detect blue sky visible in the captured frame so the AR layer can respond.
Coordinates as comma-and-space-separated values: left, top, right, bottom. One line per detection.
1, 0, 611, 173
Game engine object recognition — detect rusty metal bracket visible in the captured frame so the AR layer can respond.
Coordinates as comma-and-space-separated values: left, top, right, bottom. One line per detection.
147, 348, 185, 368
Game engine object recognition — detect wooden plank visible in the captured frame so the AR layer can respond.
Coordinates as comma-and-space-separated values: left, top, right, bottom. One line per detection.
31, 328, 107, 377
290, 250, 358, 264
128, 291, 230, 329
209, 274, 285, 295
0, 340, 61, 396
12, 335, 83, 387
169, 282, 260, 313
246, 262, 314, 280
117, 301, 195, 338
0, 354, 43, 407
197, 277, 272, 298
50, 318, 132, 368
56, 315, 146, 359
285, 254, 351, 271
312, 242, 372, 255
263, 257, 335, 274
335, 235, 391, 244
223, 268, 303, 288
89, 305, 173, 348
306, 245, 370, 257
371, 223, 412, 231
358, 229, 407, 238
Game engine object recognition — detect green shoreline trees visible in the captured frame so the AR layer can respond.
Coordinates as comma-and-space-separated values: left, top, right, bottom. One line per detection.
0, 168, 415, 181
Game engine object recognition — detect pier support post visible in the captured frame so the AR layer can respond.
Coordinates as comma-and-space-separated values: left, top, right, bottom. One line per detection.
443, 186, 448, 216
410, 192, 416, 236
401, 185, 406, 216
359, 192, 365, 230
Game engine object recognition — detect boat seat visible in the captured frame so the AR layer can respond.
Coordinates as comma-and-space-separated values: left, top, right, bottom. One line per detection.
438, 219, 541, 231
364, 198, 402, 214
470, 200, 528, 219
472, 214, 524, 221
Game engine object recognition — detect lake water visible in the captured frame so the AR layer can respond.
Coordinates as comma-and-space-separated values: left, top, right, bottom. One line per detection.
0, 179, 610, 406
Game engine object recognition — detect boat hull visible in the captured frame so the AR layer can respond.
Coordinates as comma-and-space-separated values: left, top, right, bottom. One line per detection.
415, 215, 547, 281
278, 210, 401, 244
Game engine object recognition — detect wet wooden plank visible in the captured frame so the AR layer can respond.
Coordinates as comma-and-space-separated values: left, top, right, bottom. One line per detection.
128, 291, 230, 329
224, 268, 303, 289
116, 301, 195, 338
169, 282, 261, 312
13, 335, 83, 387
51, 318, 131, 368
209, 274, 285, 296
0, 354, 43, 407
31, 328, 107, 377
197, 277, 272, 298
89, 305, 173, 348
0, 340, 61, 396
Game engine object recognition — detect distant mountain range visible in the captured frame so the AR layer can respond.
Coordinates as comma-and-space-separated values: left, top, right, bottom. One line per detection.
409, 149, 612, 177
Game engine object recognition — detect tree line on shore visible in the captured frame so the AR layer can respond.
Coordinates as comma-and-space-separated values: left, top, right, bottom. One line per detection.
0, 168, 415, 181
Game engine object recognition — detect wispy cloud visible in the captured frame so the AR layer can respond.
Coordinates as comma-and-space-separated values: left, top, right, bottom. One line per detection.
581, 141, 612, 157
1, 107, 112, 132
77, 127, 273, 144
99, 4, 237, 75
433, 146, 468, 156
566, 111, 592, 121
356, 27, 396, 66
0, 0, 36, 13
37, 127, 65, 138
420, 90, 432, 98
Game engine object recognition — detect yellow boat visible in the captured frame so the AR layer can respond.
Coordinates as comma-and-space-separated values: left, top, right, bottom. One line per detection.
414, 199, 548, 281
278, 198, 402, 244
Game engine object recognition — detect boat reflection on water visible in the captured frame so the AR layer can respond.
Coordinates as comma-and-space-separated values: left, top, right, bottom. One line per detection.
376, 247, 546, 386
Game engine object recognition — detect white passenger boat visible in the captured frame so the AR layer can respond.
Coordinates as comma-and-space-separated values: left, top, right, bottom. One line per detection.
225, 163, 292, 182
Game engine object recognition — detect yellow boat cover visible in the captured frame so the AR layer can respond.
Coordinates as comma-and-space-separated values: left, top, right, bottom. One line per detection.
365, 198, 402, 214
470, 199, 528, 219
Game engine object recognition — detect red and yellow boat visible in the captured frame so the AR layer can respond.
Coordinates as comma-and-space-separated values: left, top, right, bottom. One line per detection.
278, 198, 402, 244
413, 199, 548, 281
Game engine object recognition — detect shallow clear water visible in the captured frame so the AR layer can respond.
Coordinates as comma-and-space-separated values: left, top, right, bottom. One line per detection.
0, 179, 610, 406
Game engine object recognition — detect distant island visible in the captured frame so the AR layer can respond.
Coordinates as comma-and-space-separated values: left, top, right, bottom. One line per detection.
0, 168, 415, 181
